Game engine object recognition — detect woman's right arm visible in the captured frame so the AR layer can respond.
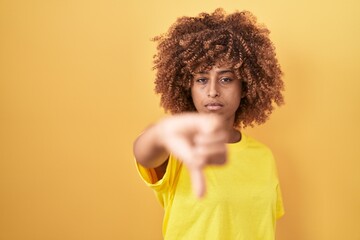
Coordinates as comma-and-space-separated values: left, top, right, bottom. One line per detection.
132, 113, 228, 197
133, 123, 170, 170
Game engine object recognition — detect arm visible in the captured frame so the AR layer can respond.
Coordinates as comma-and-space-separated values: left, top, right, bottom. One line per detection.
133, 123, 170, 169
133, 113, 228, 197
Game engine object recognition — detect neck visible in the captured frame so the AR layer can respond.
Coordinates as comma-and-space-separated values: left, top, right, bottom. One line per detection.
222, 117, 241, 143
228, 128, 241, 143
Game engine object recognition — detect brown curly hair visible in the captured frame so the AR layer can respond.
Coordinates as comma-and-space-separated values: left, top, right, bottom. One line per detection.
152, 8, 284, 128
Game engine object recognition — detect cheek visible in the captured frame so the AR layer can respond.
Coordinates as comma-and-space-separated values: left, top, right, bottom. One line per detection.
190, 88, 204, 111
190, 88, 201, 101
232, 90, 242, 108
236, 97, 242, 109
231, 95, 241, 106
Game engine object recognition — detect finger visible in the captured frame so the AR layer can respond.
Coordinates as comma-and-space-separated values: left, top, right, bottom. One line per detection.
195, 145, 227, 165
194, 131, 228, 145
194, 134, 228, 166
167, 137, 194, 164
189, 167, 206, 198
174, 113, 223, 135
197, 114, 224, 134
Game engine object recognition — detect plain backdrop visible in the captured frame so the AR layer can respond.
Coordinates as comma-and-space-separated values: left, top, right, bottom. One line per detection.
0, 0, 359, 239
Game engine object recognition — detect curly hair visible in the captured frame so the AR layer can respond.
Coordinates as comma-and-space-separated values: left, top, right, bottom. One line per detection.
152, 8, 284, 128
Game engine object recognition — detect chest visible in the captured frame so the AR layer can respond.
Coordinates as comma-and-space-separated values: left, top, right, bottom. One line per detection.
173, 155, 277, 209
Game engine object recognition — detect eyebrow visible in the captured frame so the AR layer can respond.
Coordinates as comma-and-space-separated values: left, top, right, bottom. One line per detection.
196, 69, 234, 74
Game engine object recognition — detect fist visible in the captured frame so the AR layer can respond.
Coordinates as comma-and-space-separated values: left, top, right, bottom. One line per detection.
158, 113, 229, 197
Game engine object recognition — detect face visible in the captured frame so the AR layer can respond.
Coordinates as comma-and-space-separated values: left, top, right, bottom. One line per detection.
191, 63, 242, 126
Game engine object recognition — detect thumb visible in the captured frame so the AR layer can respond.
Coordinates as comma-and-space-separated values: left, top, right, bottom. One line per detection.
166, 139, 206, 198
189, 167, 206, 198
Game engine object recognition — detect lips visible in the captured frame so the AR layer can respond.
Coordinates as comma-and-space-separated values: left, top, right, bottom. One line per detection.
205, 102, 223, 111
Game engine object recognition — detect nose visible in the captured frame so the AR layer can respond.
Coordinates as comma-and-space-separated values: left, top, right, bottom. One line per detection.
207, 81, 219, 97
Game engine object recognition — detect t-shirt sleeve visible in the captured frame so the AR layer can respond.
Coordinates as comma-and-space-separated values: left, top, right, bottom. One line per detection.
276, 183, 285, 219
134, 155, 182, 206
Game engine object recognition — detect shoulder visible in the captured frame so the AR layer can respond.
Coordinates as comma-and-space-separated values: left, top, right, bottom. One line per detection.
244, 134, 272, 151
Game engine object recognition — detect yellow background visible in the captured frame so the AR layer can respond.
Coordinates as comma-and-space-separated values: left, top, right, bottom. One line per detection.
0, 0, 359, 239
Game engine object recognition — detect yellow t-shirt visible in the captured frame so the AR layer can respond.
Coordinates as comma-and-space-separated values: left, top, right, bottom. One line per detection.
136, 134, 285, 240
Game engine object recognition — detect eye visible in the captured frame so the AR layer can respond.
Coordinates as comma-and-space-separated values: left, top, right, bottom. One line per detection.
220, 77, 233, 84
195, 78, 208, 84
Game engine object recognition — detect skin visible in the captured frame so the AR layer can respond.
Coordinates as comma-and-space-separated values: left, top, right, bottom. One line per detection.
133, 63, 243, 198
191, 63, 242, 142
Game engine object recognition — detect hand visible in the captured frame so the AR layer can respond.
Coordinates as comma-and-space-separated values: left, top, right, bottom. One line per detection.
158, 113, 228, 198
